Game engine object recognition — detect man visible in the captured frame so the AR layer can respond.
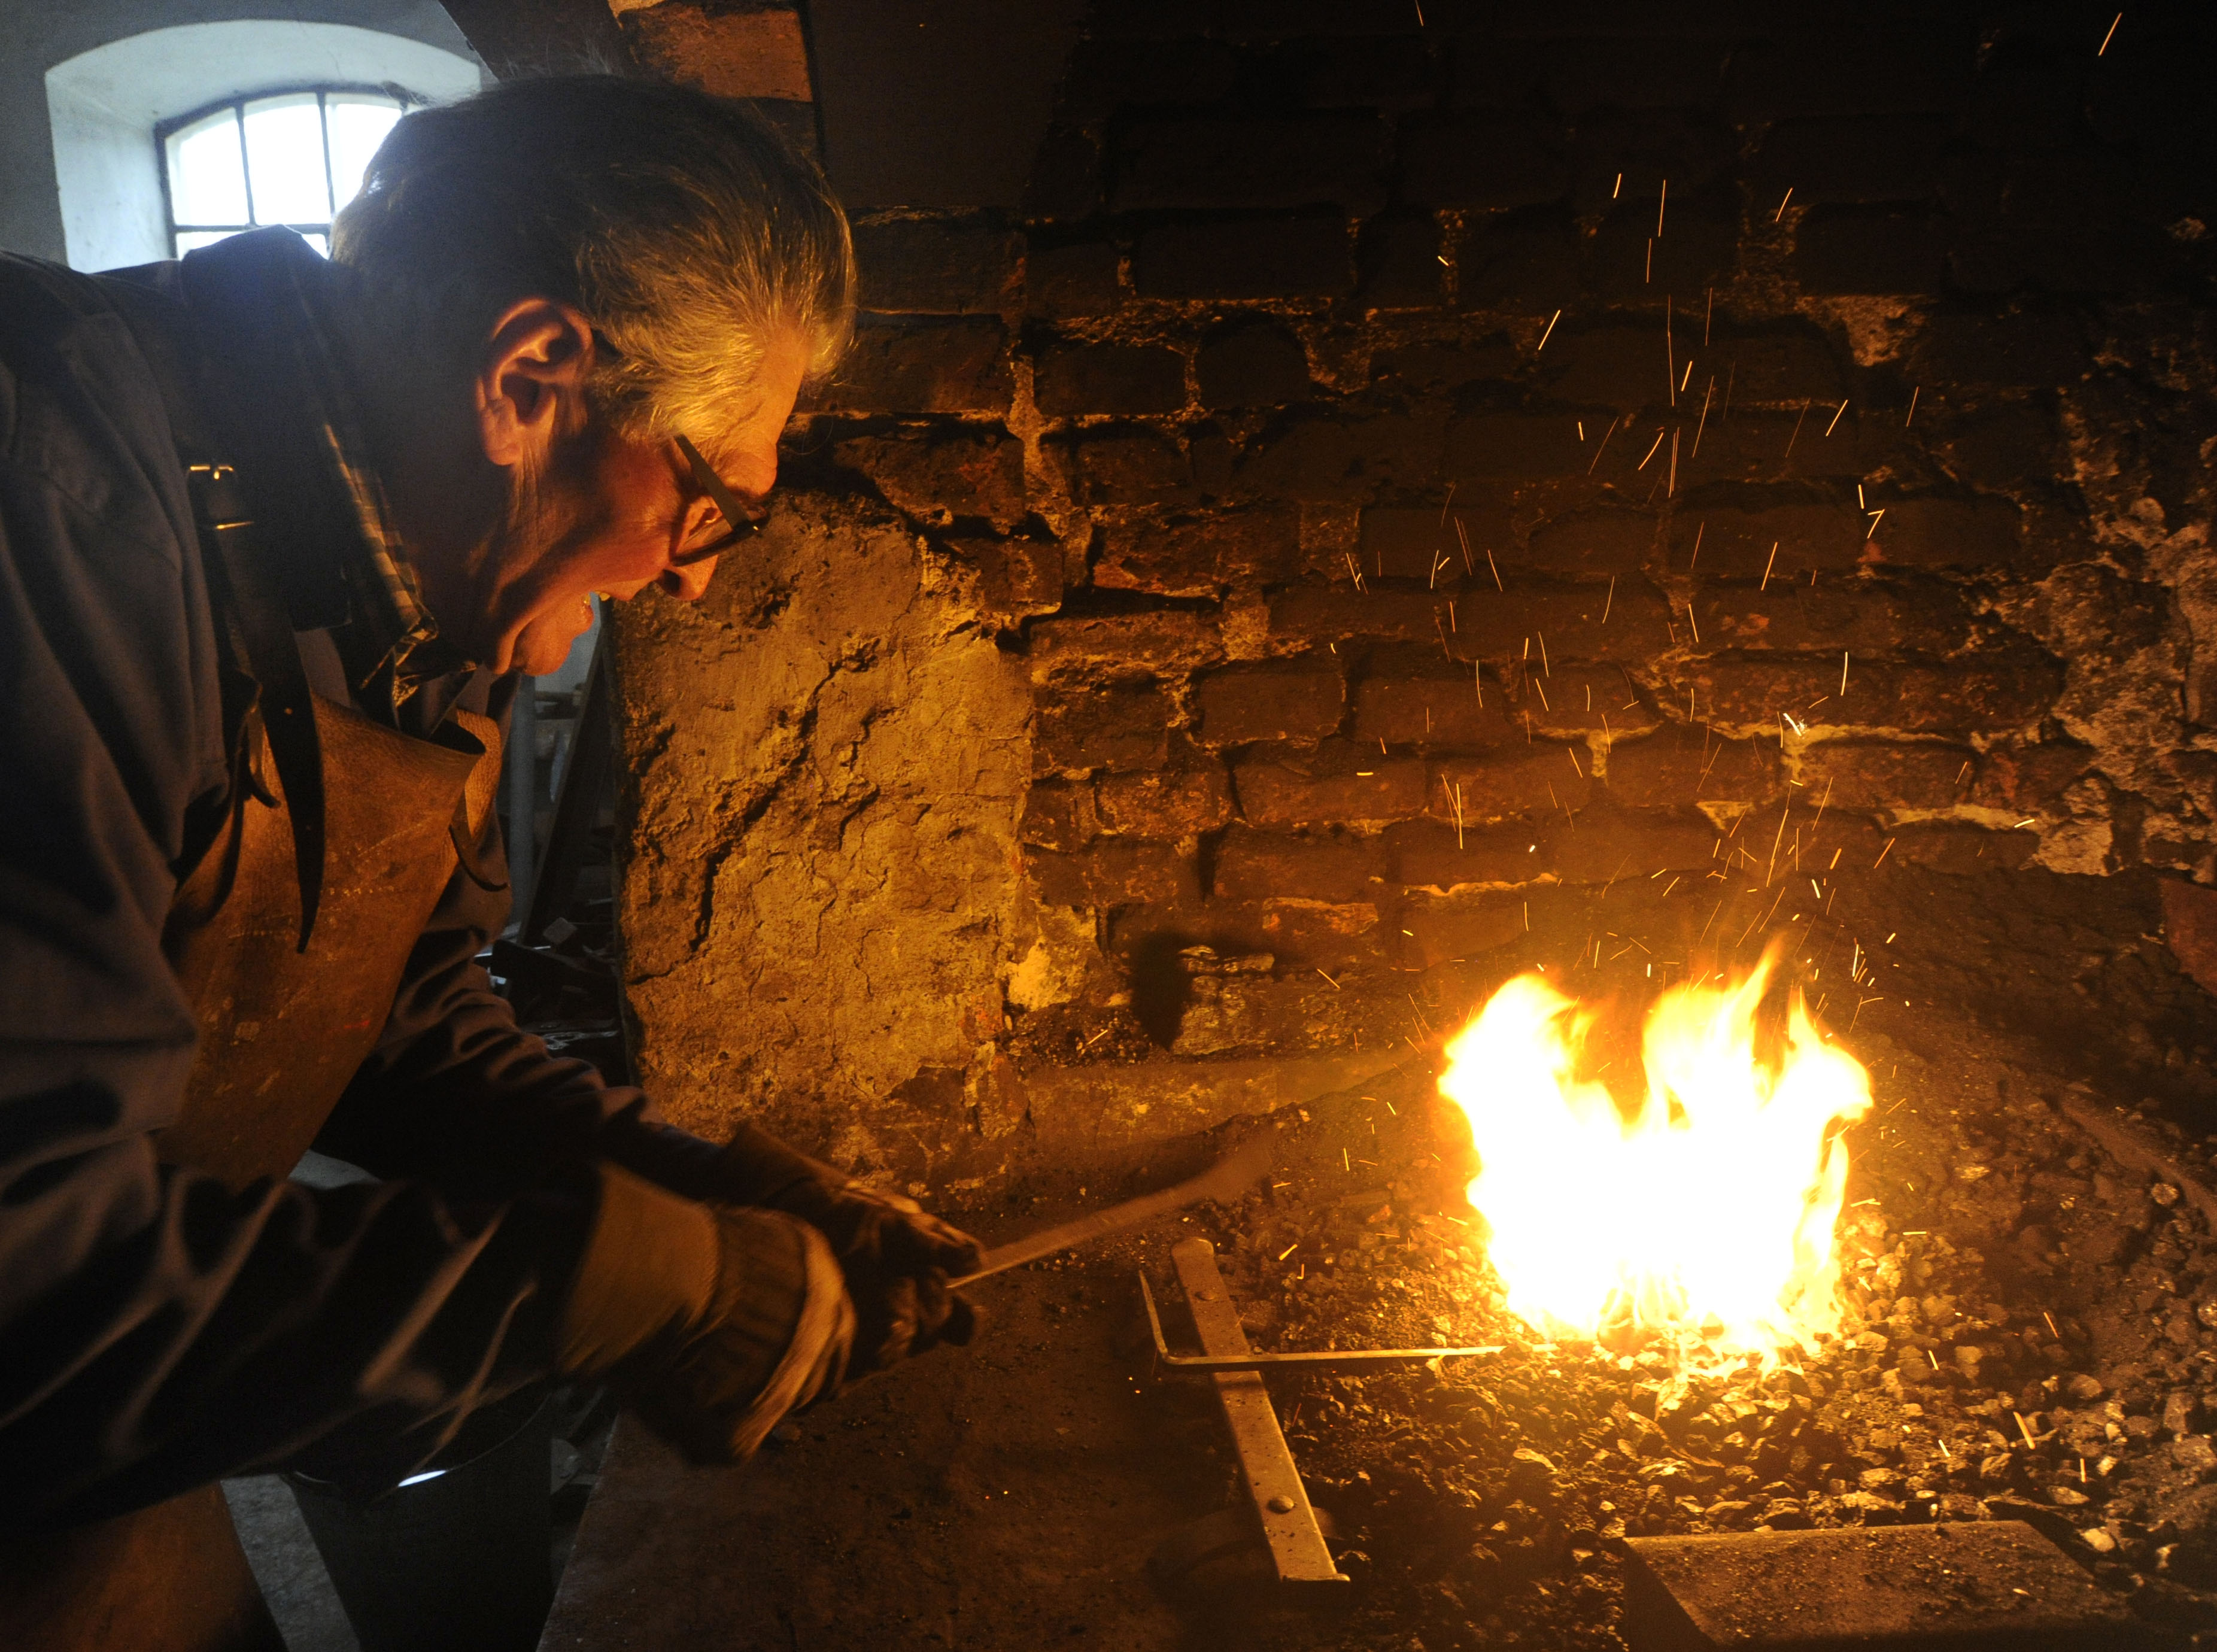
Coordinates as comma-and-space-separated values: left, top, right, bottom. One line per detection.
0, 75, 979, 1648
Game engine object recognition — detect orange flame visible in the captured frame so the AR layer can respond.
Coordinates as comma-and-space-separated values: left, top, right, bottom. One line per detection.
1438, 949, 1872, 1367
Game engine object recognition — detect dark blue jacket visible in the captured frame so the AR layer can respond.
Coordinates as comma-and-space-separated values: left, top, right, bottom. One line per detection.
0, 242, 701, 1527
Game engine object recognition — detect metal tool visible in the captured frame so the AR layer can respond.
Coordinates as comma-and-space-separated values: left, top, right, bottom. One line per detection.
1138, 1271, 1502, 1375
952, 1131, 1274, 1287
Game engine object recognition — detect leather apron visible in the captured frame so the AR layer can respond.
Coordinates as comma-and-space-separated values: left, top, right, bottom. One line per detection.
0, 578, 505, 1642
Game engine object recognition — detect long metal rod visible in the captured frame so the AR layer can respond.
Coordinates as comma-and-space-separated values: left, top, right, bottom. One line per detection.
1139, 1273, 1501, 1374
951, 1132, 1273, 1287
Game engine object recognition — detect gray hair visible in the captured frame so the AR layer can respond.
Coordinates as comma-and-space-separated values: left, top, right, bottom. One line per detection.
332, 75, 854, 442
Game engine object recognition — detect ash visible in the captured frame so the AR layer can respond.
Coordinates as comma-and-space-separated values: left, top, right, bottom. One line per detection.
1168, 998, 2217, 1649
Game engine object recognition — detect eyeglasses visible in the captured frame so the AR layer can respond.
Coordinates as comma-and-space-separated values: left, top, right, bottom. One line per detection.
670, 432, 765, 567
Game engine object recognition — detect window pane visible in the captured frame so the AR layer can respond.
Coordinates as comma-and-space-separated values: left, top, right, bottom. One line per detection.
166, 111, 248, 227
324, 97, 405, 215
175, 229, 245, 256
242, 94, 331, 226
299, 232, 330, 259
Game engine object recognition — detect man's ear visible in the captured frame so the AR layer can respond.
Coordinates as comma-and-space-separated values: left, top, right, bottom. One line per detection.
476, 298, 597, 470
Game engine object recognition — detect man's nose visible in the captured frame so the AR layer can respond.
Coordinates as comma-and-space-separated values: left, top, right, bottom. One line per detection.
658, 559, 718, 601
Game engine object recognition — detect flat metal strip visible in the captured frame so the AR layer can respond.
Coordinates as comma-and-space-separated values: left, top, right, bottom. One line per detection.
1168, 1237, 1343, 1586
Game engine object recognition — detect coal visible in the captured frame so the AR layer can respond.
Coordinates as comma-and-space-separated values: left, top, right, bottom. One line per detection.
1164, 997, 2217, 1647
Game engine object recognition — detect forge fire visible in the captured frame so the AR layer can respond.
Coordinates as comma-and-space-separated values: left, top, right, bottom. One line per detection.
1441, 952, 1872, 1367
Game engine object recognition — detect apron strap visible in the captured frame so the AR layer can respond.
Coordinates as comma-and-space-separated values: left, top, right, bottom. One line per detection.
183, 465, 327, 949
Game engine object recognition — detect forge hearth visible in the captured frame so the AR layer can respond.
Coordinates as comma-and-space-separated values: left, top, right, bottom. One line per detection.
546, 985, 2217, 1650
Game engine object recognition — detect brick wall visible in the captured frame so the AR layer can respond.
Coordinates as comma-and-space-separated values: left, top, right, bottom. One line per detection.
609, 1, 2217, 1183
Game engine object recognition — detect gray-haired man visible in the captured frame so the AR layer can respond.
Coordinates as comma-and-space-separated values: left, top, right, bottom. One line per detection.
0, 75, 977, 1650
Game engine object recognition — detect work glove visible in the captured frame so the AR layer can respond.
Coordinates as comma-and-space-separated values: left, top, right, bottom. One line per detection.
706, 1122, 984, 1378
558, 1164, 855, 1463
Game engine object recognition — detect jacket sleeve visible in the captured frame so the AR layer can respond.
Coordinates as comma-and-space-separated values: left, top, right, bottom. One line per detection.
0, 260, 595, 1530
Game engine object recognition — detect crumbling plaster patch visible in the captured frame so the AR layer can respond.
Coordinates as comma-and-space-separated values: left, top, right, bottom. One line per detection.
606, 490, 1032, 1177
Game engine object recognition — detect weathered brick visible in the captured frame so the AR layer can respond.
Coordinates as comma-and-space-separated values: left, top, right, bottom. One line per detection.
1031, 838, 1193, 908
619, 4, 811, 99
1545, 323, 1684, 411
942, 533, 1062, 622
1196, 322, 1313, 409
1970, 740, 2095, 815
1583, 201, 1738, 299
1132, 217, 1353, 300
1456, 212, 1581, 308
1357, 212, 1449, 306
1270, 35, 1438, 108
1572, 114, 1740, 201
1213, 827, 1385, 903
1056, 38, 1239, 118
1235, 410, 1446, 501
1753, 117, 1951, 205
815, 316, 1011, 414
1399, 892, 1526, 968
1908, 311, 2093, 390
1027, 611, 1223, 681
1033, 339, 1188, 417
1702, 329, 1850, 405
1401, 116, 1571, 209
1793, 208, 1948, 296
1872, 496, 2025, 570
1444, 32, 1550, 108
1544, 37, 1733, 111
1269, 582, 1672, 661
851, 217, 1017, 313
1252, 897, 1385, 970
1797, 740, 1976, 811
1025, 241, 1122, 318
1386, 820, 1547, 890
1724, 33, 1973, 122
1035, 682, 1174, 773
1113, 116, 1389, 213
1548, 811, 1720, 883
1888, 822, 2037, 874
1352, 666, 1514, 748
1358, 506, 1484, 582
1095, 507, 1301, 598
1665, 499, 1870, 579
1049, 427, 1195, 505
1021, 780, 1100, 850
1675, 654, 2064, 736
1454, 583, 1675, 663
1431, 747, 1592, 821
1523, 509, 1658, 575
1693, 581, 1975, 655
836, 431, 1026, 527
1502, 663, 1660, 739
1606, 725, 1779, 808
1195, 666, 1345, 746
1235, 748, 1425, 827
1946, 226, 2151, 299
1097, 767, 1234, 838
1442, 411, 1587, 479
1371, 341, 1518, 393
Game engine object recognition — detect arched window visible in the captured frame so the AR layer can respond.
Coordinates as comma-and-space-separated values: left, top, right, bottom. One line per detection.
43, 22, 481, 272
161, 88, 415, 257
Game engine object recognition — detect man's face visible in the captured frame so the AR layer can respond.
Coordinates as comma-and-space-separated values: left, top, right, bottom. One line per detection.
490, 330, 809, 676
445, 323, 811, 678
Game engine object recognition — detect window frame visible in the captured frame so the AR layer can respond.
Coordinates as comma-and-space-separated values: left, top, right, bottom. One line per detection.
155, 83, 423, 258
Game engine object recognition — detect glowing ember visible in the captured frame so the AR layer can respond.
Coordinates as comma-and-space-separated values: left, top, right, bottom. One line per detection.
1438, 948, 1873, 1367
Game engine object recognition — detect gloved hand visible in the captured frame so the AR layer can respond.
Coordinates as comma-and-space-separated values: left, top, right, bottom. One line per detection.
558, 1164, 855, 1463
706, 1123, 984, 1378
